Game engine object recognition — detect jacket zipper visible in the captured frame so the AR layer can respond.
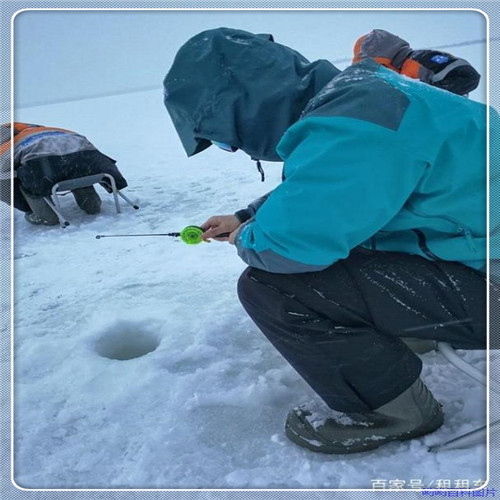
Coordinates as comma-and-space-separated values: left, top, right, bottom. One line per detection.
406, 202, 477, 252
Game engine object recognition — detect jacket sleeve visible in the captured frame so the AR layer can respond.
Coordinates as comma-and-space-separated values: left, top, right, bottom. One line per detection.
234, 118, 429, 273
234, 191, 274, 223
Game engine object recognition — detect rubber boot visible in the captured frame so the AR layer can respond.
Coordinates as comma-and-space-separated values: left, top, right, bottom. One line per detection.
72, 186, 101, 215
285, 378, 444, 454
20, 188, 59, 226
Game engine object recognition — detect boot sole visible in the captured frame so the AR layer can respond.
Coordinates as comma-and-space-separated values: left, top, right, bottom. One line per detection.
285, 407, 444, 455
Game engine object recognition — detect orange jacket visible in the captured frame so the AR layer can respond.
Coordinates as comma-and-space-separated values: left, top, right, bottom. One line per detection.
0, 122, 97, 175
0, 122, 74, 155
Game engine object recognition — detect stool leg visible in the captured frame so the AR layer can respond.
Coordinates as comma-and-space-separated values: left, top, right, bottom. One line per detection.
43, 197, 70, 227
103, 174, 121, 213
117, 191, 139, 210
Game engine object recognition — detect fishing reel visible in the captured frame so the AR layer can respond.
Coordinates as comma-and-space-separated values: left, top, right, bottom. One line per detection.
179, 226, 206, 245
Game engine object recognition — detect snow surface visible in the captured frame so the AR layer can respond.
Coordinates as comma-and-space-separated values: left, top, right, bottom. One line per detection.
7, 89, 491, 490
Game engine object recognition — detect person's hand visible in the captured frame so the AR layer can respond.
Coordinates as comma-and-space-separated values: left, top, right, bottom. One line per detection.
200, 214, 241, 242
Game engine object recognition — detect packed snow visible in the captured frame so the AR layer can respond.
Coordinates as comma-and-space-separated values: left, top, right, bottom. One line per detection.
7, 87, 492, 490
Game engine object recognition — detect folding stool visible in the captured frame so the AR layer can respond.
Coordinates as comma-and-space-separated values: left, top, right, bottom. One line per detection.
43, 173, 139, 227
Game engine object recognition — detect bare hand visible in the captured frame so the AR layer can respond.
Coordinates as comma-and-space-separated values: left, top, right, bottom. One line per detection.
200, 214, 241, 241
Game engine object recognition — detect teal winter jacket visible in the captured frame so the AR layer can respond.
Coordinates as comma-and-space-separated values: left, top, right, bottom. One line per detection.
236, 60, 491, 273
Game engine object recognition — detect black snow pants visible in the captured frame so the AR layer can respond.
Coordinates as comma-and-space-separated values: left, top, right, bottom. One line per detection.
237, 249, 489, 413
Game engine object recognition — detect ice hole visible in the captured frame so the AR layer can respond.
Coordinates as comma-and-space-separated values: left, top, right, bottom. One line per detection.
95, 328, 160, 360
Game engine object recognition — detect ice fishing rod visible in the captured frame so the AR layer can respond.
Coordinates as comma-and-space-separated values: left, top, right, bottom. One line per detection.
95, 225, 230, 245
402, 318, 473, 333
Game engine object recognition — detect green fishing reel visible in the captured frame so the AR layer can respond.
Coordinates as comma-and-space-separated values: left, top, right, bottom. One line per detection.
179, 226, 205, 245
178, 225, 231, 244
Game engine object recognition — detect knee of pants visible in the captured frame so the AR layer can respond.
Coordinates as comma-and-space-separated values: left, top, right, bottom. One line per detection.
237, 268, 288, 333
237, 267, 277, 311
237, 268, 256, 308
237, 267, 293, 325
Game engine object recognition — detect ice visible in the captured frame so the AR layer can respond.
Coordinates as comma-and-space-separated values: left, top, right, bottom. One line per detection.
8, 88, 489, 490
8, 14, 490, 487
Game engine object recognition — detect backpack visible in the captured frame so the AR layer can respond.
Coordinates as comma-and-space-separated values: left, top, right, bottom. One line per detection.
353, 29, 480, 96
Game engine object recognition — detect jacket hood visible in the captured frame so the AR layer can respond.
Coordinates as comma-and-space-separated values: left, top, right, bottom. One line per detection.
163, 27, 340, 162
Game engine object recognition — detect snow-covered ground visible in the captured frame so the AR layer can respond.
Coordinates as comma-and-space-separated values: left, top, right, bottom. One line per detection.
8, 88, 490, 490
